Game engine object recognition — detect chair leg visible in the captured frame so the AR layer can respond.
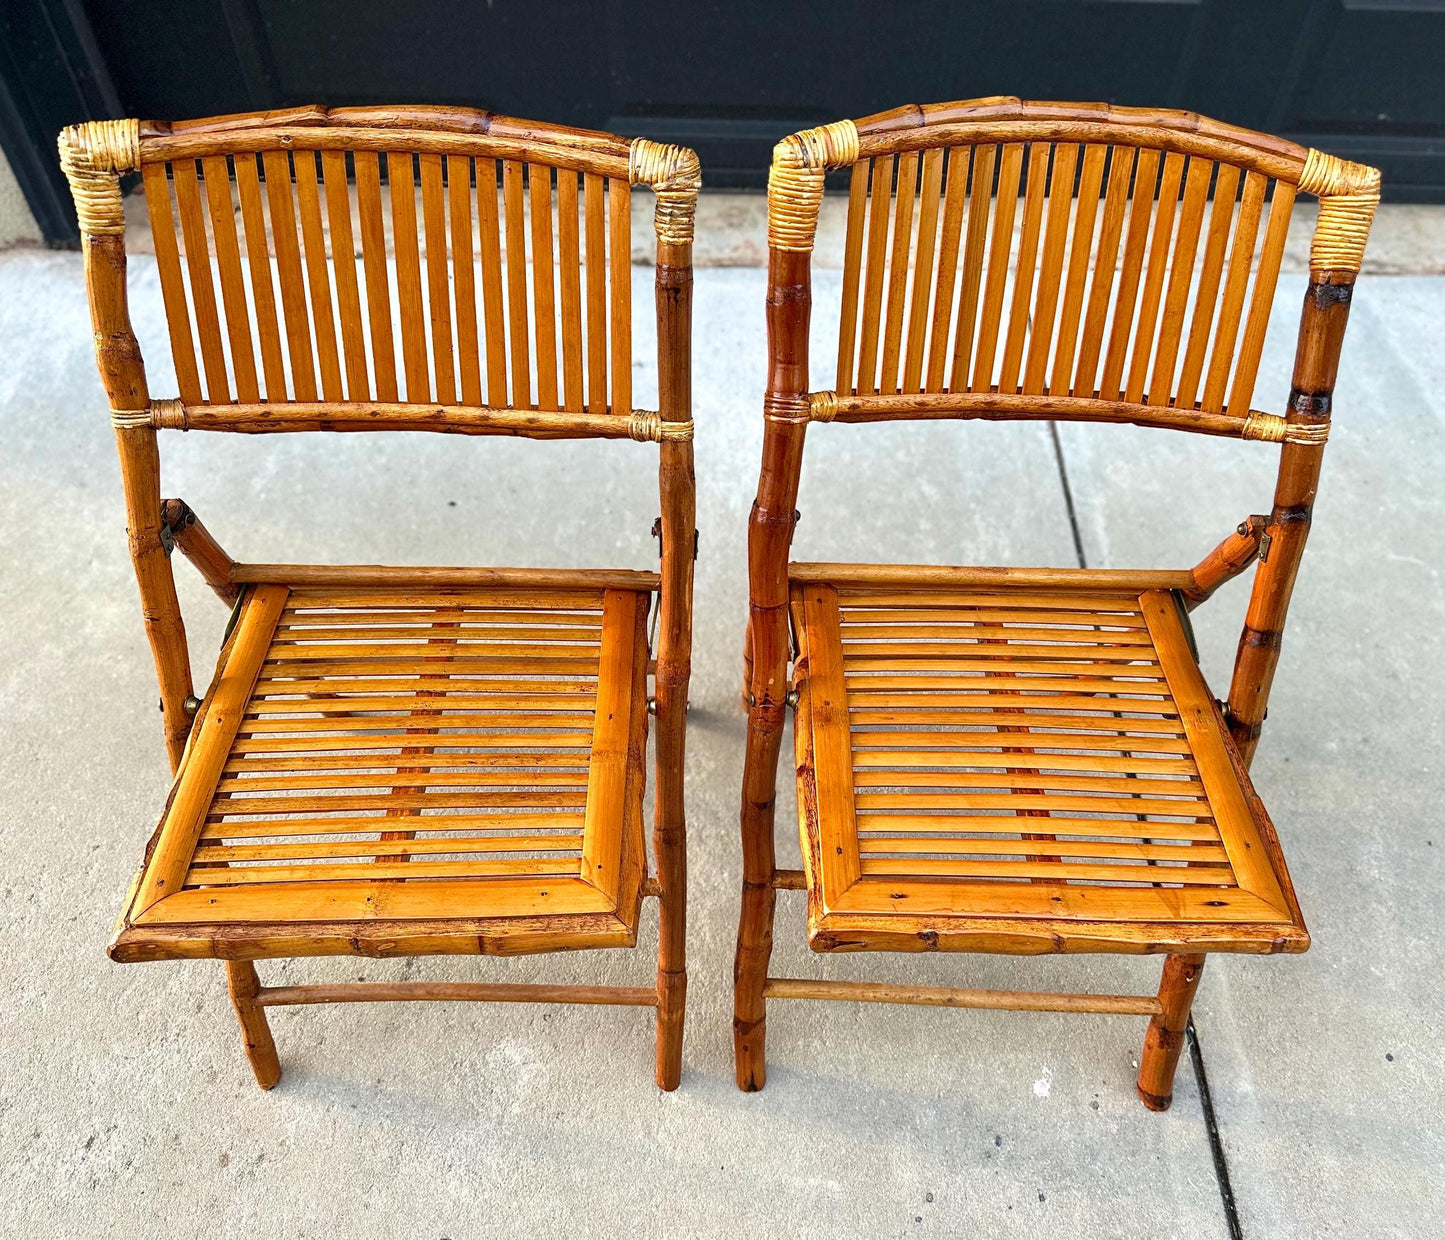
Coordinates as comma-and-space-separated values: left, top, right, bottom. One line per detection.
1137, 953, 1206, 1111
225, 961, 281, 1090
652, 800, 687, 1092
734, 703, 784, 1091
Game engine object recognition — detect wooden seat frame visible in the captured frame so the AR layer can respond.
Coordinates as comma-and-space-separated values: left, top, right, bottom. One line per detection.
61, 106, 698, 1090
734, 98, 1379, 1107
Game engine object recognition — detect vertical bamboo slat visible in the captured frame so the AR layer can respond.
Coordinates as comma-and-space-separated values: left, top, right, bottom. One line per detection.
140, 165, 201, 404
1072, 145, 1134, 396
999, 143, 1052, 392
1047, 143, 1106, 396
879, 150, 920, 394
924, 146, 970, 392
354, 151, 398, 402
835, 162, 869, 394
476, 159, 508, 406
171, 160, 231, 402
1124, 151, 1185, 404
502, 160, 531, 408
902, 147, 944, 393
947, 143, 995, 393
1201, 171, 1266, 412
1226, 182, 1296, 417
1147, 156, 1213, 405
557, 169, 584, 411
420, 153, 456, 405
970, 143, 1022, 392
388, 151, 429, 402
856, 155, 894, 396
293, 151, 344, 402
448, 155, 482, 406
233, 154, 288, 401
200, 156, 260, 403
321, 150, 370, 401
584, 173, 608, 413
1175, 163, 1241, 409
1098, 147, 1161, 401
530, 164, 559, 409
608, 176, 631, 415
262, 150, 318, 401
1022, 143, 1080, 395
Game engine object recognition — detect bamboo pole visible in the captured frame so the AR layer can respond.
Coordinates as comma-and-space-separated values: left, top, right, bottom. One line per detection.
61, 122, 194, 771
229, 564, 660, 591
764, 978, 1163, 1016
255, 981, 657, 1007
160, 498, 240, 603
1136, 953, 1205, 1110
167, 401, 688, 441
631, 138, 700, 1092
1227, 278, 1356, 761
1185, 515, 1265, 606
226, 961, 282, 1089
806, 389, 1310, 443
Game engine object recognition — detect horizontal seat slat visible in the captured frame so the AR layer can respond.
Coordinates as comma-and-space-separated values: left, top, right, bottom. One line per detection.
852, 748, 1199, 777
857, 857, 1236, 885
849, 721, 1193, 751
854, 813, 1222, 841
202, 812, 587, 838
192, 834, 585, 863
857, 836, 1230, 863
183, 857, 582, 886
852, 769, 1204, 795
216, 769, 593, 794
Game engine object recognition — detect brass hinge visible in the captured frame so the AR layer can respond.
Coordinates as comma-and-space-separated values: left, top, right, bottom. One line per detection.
1258, 530, 1273, 563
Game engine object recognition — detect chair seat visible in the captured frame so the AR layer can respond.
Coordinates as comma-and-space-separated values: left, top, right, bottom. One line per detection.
788, 569, 1308, 956
110, 572, 653, 962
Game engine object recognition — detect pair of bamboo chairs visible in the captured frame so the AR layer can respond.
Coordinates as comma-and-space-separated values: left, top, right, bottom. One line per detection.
62, 98, 1378, 1109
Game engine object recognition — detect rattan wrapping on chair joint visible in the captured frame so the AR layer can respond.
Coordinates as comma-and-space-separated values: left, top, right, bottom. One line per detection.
116, 399, 186, 431
627, 410, 694, 442
629, 138, 701, 246
763, 392, 813, 423
1297, 148, 1381, 275
768, 120, 859, 252
58, 119, 140, 236
1241, 410, 1329, 446
808, 391, 838, 423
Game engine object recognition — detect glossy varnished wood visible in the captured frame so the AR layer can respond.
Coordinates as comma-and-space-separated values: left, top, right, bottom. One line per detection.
737, 96, 1376, 1105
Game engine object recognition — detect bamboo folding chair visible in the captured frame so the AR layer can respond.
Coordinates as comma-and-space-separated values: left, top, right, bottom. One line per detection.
735, 98, 1378, 1108
60, 106, 698, 1089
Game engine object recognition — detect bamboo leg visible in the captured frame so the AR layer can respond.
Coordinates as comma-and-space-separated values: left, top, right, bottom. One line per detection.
734, 700, 785, 1090
225, 961, 281, 1090
652, 218, 695, 1090
1136, 952, 1205, 1111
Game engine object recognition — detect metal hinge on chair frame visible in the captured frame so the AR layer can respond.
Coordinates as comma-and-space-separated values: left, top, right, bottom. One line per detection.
651, 517, 700, 561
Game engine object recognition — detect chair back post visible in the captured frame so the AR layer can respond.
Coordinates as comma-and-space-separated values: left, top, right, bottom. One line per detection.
60, 120, 195, 770
1226, 151, 1380, 763
745, 121, 859, 814
630, 139, 700, 1073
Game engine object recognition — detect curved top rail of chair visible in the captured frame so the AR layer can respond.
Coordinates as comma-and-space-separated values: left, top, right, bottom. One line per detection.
766, 97, 1381, 270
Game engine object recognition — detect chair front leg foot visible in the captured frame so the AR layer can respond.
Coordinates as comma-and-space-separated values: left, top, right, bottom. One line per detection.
225, 961, 281, 1090
733, 880, 775, 1091
655, 968, 686, 1091
1137, 953, 1206, 1111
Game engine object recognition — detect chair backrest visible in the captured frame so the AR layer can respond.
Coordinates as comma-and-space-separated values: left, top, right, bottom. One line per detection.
60, 106, 699, 766
749, 98, 1379, 761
